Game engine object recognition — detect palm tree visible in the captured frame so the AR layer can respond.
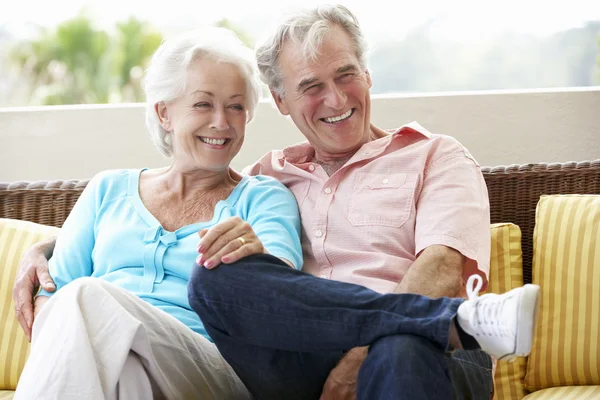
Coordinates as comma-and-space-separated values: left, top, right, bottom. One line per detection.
11, 14, 110, 105
113, 17, 163, 102
10, 13, 162, 105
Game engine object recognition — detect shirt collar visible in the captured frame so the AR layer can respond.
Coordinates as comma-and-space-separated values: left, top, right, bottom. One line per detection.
279, 121, 432, 165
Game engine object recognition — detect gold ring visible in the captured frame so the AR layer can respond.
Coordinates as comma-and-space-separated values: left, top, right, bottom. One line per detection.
237, 237, 246, 246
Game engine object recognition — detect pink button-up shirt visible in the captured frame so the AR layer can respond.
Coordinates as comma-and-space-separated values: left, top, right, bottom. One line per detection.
245, 122, 490, 295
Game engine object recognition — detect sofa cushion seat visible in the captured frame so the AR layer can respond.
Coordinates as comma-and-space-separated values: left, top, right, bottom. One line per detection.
522, 385, 600, 399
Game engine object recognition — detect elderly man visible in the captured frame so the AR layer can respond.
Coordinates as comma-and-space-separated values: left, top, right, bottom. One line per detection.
14, 5, 539, 400
189, 5, 523, 400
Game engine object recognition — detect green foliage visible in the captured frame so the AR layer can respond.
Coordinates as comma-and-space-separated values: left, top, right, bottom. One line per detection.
8, 14, 257, 106
10, 13, 162, 105
114, 17, 163, 101
7, 14, 599, 106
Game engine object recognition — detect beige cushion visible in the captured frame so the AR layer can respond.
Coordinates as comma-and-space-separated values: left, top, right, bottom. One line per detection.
525, 195, 600, 391
486, 223, 528, 400
0, 219, 60, 390
0, 390, 15, 399
523, 385, 600, 399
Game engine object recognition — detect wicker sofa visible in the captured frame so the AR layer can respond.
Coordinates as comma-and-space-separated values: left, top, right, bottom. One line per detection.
1, 160, 600, 399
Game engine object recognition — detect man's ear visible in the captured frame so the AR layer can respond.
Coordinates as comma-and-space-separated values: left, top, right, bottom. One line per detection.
155, 102, 172, 131
270, 89, 290, 116
365, 69, 372, 89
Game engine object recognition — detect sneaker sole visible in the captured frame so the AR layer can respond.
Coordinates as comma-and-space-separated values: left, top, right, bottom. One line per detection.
501, 284, 540, 361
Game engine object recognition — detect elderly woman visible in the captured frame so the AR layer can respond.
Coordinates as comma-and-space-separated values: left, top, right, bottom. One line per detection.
14, 27, 302, 400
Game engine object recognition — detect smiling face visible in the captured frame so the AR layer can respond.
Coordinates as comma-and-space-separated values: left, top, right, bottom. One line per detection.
272, 25, 374, 161
157, 58, 248, 172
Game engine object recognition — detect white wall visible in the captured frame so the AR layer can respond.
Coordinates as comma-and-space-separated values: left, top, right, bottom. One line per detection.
1, 88, 599, 181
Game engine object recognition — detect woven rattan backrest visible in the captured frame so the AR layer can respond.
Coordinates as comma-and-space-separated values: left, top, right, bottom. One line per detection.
0, 180, 88, 229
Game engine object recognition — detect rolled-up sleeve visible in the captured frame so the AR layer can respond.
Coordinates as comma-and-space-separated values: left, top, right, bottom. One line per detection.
37, 173, 102, 297
414, 140, 491, 287
245, 178, 303, 270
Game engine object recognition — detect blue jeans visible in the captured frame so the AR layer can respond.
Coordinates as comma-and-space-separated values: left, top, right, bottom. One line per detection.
188, 254, 492, 400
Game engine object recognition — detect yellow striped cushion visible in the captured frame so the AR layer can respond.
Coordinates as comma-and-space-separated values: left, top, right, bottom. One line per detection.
523, 385, 600, 399
0, 218, 60, 390
525, 195, 600, 391
487, 223, 528, 400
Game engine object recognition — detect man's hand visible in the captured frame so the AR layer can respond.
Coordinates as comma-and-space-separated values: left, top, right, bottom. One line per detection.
12, 239, 56, 342
320, 347, 368, 400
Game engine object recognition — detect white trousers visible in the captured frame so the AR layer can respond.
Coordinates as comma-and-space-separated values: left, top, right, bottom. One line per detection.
15, 277, 252, 400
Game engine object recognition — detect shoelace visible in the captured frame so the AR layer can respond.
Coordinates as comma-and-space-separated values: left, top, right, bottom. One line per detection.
466, 274, 507, 337
466, 275, 483, 300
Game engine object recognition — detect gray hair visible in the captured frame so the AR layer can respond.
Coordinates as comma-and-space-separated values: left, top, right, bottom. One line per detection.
255, 4, 368, 97
144, 27, 262, 157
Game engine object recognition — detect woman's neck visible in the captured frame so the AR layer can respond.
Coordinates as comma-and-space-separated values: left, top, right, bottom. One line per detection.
157, 166, 240, 200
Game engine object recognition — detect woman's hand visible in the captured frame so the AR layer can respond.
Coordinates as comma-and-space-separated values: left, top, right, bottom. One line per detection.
196, 217, 265, 269
13, 239, 56, 342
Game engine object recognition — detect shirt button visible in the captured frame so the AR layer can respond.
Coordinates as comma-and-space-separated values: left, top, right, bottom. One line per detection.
308, 165, 315, 172
324, 187, 332, 194
315, 230, 323, 238
382, 178, 389, 184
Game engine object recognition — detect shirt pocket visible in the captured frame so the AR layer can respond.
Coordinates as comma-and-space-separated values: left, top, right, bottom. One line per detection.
346, 172, 418, 227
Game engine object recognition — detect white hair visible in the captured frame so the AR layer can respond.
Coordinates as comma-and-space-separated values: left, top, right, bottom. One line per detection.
255, 4, 368, 97
144, 27, 262, 157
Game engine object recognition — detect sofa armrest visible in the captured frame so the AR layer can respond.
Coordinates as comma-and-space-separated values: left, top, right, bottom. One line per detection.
0, 180, 88, 228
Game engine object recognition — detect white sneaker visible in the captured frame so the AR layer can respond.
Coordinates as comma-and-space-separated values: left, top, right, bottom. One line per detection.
456, 275, 540, 361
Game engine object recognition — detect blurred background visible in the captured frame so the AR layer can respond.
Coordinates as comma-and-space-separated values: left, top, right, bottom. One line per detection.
1, 0, 599, 107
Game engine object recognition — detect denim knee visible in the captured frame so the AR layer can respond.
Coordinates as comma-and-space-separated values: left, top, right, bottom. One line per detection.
187, 256, 264, 309
368, 334, 447, 368
358, 334, 451, 400
188, 259, 239, 296
187, 262, 211, 300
